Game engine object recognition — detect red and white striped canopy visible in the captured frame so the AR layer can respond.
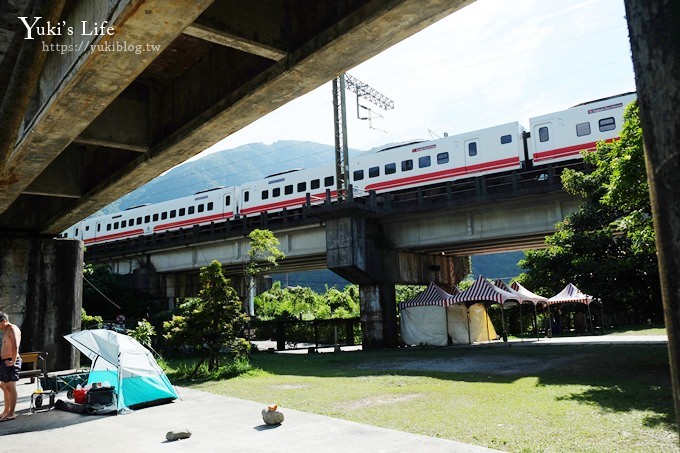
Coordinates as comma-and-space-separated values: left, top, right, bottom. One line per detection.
509, 281, 549, 305
494, 279, 534, 305
398, 282, 458, 309
547, 283, 593, 305
445, 275, 518, 306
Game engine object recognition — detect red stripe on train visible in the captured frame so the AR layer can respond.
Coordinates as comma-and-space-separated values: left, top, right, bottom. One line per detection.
365, 156, 519, 191
240, 191, 337, 215
532, 138, 616, 162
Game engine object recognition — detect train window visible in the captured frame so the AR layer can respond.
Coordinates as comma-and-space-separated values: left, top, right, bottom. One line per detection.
121, 220, 127, 228
297, 182, 306, 192
144, 215, 150, 223
419, 155, 431, 168
538, 127, 549, 142
402, 159, 413, 171
198, 204, 204, 213
369, 166, 380, 178
97, 224, 101, 232
599, 117, 615, 132
75, 228, 79, 236
468, 142, 478, 157
153, 213, 159, 221
207, 202, 213, 210
136, 217, 142, 224
576, 122, 591, 137
353, 169, 364, 181
188, 206, 194, 215
261, 190, 269, 200
285, 185, 293, 195
161, 212, 167, 220
500, 134, 512, 144
107, 224, 112, 231
225, 195, 231, 206
324, 176, 334, 187
114, 222, 119, 229
273, 188, 281, 197
385, 163, 396, 175
244, 191, 250, 202
85, 225, 90, 231
437, 152, 449, 164
179, 208, 185, 217
311, 179, 320, 190
169, 210, 176, 219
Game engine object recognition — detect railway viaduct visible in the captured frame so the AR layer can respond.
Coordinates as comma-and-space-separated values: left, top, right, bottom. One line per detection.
84, 167, 580, 346
0, 0, 477, 368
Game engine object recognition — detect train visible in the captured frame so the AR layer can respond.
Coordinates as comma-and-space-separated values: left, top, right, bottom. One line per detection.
61, 91, 636, 246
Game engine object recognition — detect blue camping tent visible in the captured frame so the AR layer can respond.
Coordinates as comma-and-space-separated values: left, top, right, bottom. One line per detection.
65, 329, 178, 413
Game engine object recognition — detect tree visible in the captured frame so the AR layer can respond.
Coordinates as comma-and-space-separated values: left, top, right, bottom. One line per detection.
244, 229, 285, 315
163, 260, 249, 372
517, 101, 661, 323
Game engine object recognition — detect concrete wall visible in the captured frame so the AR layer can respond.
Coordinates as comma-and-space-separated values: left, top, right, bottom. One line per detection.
0, 237, 82, 370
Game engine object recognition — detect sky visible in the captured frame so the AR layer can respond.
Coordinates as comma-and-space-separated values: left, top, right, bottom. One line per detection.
193, 0, 635, 161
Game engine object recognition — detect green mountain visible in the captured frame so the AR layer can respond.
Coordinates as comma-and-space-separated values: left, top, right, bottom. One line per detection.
98, 141, 342, 214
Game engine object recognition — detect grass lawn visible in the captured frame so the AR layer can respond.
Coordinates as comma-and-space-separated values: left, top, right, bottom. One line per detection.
169, 340, 678, 452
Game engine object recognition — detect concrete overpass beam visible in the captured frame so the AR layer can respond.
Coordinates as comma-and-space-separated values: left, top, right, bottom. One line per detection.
0, 237, 82, 371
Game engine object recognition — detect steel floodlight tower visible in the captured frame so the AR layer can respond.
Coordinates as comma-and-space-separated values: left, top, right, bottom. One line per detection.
332, 73, 394, 201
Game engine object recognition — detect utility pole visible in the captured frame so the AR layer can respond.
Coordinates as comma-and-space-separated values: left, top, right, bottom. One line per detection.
332, 73, 394, 201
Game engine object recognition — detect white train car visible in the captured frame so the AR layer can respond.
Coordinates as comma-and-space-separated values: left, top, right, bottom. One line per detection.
63, 92, 638, 245
350, 121, 527, 196
528, 92, 636, 165
62, 186, 239, 245
239, 165, 337, 217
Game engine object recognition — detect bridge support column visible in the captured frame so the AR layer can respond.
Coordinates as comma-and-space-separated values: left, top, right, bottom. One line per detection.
0, 237, 82, 371
359, 283, 398, 349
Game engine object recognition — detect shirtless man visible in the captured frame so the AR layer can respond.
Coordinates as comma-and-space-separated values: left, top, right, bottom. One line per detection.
0, 312, 21, 421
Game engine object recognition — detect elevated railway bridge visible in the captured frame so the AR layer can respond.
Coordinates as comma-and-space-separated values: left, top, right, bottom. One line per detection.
84, 161, 581, 335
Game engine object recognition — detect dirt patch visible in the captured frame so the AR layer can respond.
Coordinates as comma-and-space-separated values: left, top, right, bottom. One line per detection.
268, 384, 310, 390
357, 354, 570, 375
339, 393, 422, 411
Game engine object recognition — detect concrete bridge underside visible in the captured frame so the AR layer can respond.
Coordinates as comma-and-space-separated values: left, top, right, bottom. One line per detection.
0, 0, 477, 366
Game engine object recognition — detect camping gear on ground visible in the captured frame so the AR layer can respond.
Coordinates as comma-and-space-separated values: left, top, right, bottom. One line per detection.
73, 385, 87, 404
86, 385, 117, 414
30, 388, 56, 412
64, 329, 178, 414
41, 370, 90, 399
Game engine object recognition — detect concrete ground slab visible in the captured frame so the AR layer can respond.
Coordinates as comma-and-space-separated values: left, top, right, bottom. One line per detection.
1, 381, 499, 453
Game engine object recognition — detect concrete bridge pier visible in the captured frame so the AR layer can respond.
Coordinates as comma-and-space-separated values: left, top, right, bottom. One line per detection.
326, 215, 466, 349
0, 237, 82, 370
359, 282, 398, 349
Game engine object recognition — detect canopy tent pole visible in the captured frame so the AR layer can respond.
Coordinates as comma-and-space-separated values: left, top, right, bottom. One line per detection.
587, 302, 594, 334
445, 302, 450, 345
547, 304, 553, 338
600, 300, 606, 334
534, 304, 539, 340
485, 304, 490, 343
466, 305, 472, 344
519, 302, 524, 342
500, 303, 507, 343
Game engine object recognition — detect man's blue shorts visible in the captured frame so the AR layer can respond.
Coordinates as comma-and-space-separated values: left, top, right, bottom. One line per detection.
0, 357, 21, 382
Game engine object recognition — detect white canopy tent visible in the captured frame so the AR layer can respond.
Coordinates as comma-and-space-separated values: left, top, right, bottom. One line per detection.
495, 279, 546, 341
444, 276, 516, 344
398, 282, 457, 346
547, 283, 600, 334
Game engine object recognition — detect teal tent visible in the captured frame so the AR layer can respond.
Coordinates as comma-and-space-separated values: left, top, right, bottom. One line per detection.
64, 329, 178, 413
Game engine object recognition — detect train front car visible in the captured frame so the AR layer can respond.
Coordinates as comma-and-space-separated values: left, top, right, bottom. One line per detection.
528, 92, 637, 166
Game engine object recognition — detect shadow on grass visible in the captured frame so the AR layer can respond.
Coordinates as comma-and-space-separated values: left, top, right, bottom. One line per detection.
169, 343, 675, 428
